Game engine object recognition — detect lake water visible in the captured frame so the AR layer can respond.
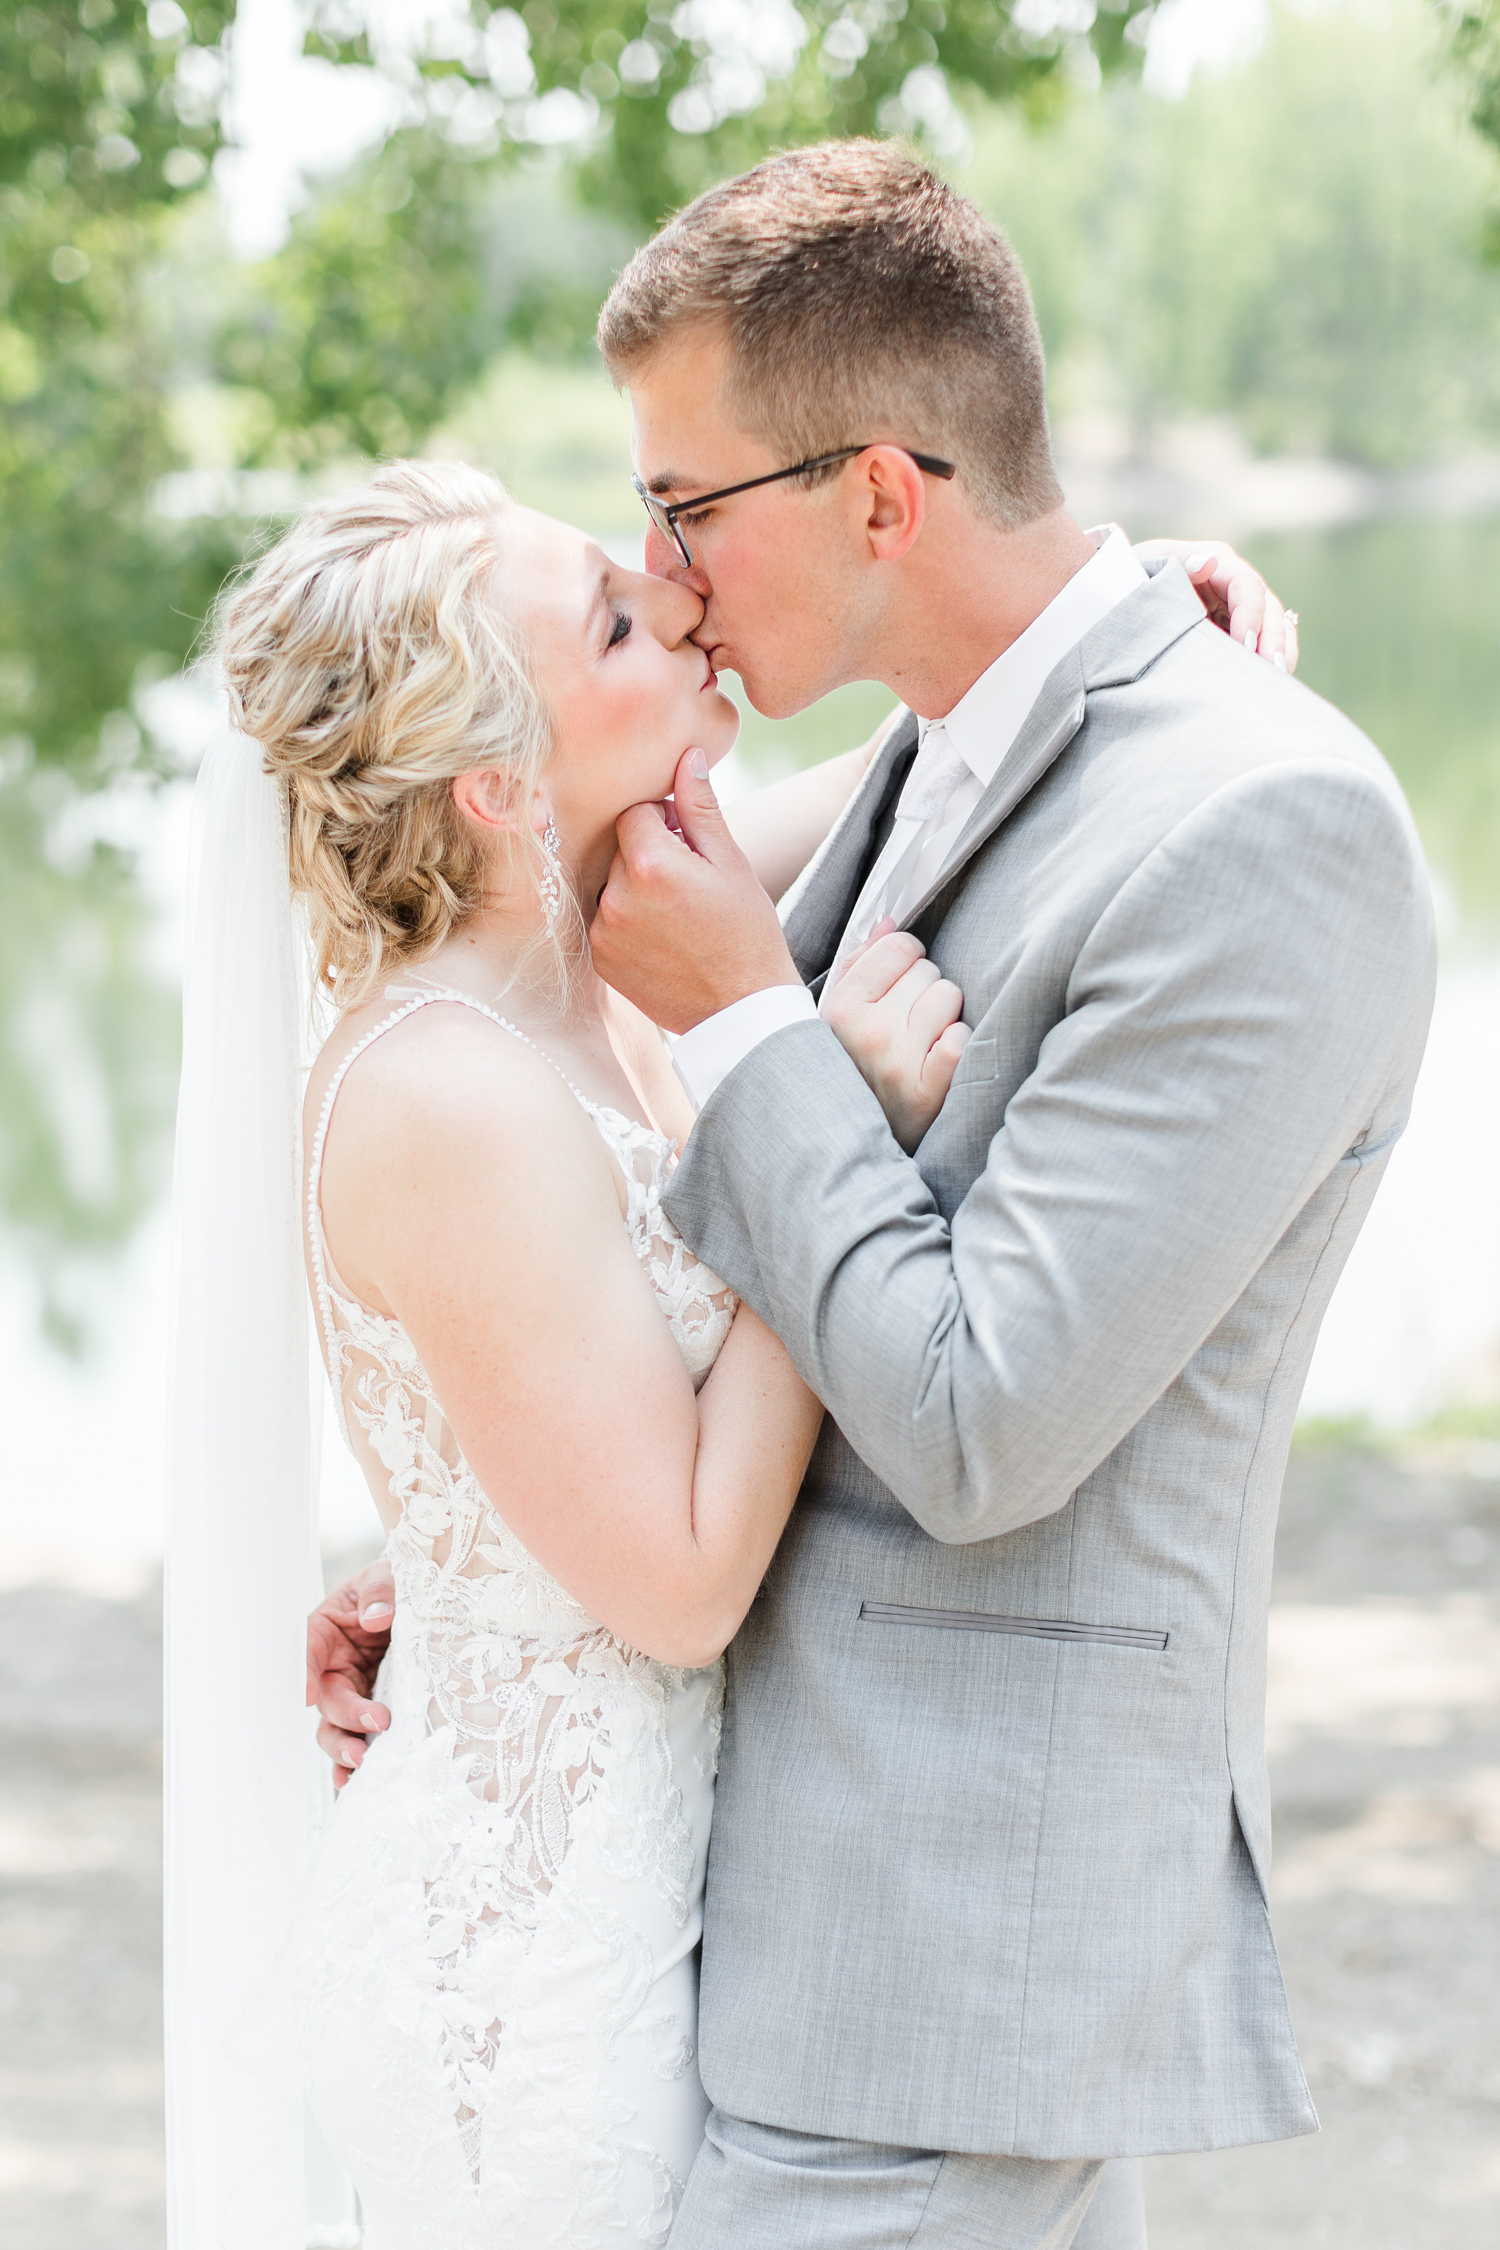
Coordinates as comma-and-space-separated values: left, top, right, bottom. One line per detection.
2, 512, 1497, 1577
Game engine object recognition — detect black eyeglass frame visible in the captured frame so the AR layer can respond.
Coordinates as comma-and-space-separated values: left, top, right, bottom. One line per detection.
631, 445, 956, 568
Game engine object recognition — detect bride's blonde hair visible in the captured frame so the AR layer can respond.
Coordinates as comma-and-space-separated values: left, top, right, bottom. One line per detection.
213, 459, 570, 1010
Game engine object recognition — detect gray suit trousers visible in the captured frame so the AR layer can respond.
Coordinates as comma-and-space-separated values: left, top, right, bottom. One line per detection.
670, 2112, 1147, 2249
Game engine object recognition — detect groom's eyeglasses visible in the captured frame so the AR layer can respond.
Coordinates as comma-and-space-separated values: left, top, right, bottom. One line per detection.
631, 445, 957, 569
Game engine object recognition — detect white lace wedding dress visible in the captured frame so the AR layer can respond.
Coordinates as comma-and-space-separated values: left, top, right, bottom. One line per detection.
300, 988, 737, 2250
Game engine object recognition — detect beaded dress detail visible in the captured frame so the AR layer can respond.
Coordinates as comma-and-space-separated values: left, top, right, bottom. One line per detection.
299, 990, 736, 2250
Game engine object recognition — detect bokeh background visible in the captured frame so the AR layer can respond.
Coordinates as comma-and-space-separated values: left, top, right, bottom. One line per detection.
1, 0, 1499, 2241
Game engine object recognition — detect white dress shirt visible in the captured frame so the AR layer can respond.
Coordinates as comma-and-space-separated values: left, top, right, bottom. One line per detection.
671, 526, 1147, 1110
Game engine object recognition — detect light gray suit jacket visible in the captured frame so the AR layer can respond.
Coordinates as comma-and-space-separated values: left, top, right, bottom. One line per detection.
663, 561, 1435, 2160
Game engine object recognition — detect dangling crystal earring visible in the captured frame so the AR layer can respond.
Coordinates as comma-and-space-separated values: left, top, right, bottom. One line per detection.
538, 814, 563, 928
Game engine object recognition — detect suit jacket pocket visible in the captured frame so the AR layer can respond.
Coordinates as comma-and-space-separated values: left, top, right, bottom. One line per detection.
947, 1037, 997, 1090
859, 1600, 1168, 1651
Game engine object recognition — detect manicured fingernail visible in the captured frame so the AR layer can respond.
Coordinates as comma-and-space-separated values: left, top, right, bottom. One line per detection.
361, 1602, 392, 1622
340, 1745, 358, 1767
1273, 652, 1286, 672
1244, 627, 1258, 653
1184, 550, 1210, 573
687, 748, 708, 779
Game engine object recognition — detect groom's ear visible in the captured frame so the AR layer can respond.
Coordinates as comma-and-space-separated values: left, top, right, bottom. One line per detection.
857, 445, 927, 565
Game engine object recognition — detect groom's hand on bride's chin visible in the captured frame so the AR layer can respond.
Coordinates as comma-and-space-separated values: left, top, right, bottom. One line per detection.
308, 1561, 394, 1788
591, 747, 804, 1035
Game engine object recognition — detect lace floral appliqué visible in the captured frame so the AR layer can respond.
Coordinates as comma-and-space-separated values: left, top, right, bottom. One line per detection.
300, 992, 735, 2249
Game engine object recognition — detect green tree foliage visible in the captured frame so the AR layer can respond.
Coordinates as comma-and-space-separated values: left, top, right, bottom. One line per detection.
566, 0, 1135, 228
0, 0, 237, 778
1444, 0, 1500, 148
967, 0, 1500, 464
1441, 0, 1500, 244
0, 0, 226, 1327
0, 768, 180, 1348
215, 140, 639, 467
306, 0, 1146, 232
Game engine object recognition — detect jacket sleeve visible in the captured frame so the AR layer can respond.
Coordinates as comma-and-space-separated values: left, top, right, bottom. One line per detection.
661, 760, 1435, 1543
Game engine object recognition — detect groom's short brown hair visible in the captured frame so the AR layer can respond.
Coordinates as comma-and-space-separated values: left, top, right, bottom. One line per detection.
597, 139, 1063, 532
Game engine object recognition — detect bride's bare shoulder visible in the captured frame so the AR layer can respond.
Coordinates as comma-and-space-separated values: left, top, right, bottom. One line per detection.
309, 992, 608, 1189
311, 997, 626, 1318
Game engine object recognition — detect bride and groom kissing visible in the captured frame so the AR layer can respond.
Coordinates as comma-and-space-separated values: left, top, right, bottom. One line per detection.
183, 137, 1432, 2249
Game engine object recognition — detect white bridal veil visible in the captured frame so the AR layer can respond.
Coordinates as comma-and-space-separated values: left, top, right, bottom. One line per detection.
164, 722, 356, 2247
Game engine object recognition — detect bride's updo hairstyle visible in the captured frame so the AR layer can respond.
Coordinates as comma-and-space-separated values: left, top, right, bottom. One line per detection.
213, 459, 564, 1010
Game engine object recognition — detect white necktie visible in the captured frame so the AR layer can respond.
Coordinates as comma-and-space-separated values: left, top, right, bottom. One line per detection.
824, 721, 976, 995
894, 720, 972, 826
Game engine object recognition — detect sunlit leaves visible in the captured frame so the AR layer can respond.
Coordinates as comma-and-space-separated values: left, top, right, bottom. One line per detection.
0, 0, 226, 203
304, 1, 1144, 231
0, 0, 233, 1318
0, 1, 237, 782
1440, 0, 1500, 251
212, 143, 638, 471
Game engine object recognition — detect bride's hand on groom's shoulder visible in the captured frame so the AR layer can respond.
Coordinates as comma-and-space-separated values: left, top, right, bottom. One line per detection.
822, 923, 971, 1156
308, 1562, 395, 1788
1134, 539, 1300, 674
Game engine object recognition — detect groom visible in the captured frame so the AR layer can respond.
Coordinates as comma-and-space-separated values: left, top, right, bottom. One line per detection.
313, 143, 1433, 2245
582, 141, 1433, 2246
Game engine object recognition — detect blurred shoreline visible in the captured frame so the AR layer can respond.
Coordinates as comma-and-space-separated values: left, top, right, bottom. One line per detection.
1057, 419, 1500, 542
151, 421, 1500, 547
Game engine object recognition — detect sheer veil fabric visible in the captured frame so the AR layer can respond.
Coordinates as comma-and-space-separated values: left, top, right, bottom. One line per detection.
164, 722, 354, 2247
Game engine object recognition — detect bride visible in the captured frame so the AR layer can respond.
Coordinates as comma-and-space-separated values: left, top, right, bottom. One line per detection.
200, 456, 944, 2250
168, 455, 1289, 2250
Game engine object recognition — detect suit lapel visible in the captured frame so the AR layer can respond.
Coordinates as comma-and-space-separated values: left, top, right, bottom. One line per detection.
892, 660, 1087, 939
780, 707, 918, 982
893, 560, 1208, 938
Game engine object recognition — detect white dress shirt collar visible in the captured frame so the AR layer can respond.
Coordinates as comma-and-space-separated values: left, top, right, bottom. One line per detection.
916, 525, 1147, 788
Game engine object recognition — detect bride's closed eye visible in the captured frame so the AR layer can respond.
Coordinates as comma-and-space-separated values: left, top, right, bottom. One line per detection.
607, 609, 632, 649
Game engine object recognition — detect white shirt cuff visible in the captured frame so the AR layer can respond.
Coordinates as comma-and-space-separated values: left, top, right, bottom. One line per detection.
668, 985, 817, 1111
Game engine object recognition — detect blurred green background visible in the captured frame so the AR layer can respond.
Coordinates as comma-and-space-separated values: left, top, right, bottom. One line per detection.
2, 0, 1499, 1353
